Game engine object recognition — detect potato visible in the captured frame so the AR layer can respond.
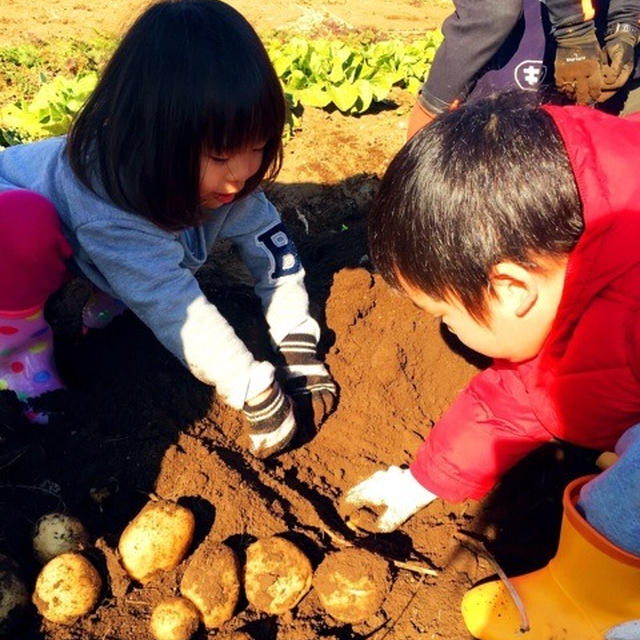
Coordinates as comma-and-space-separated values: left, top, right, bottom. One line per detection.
180, 543, 240, 629
313, 548, 390, 623
118, 498, 195, 583
33, 552, 102, 625
32, 512, 89, 565
244, 536, 312, 614
0, 554, 29, 635
150, 597, 200, 640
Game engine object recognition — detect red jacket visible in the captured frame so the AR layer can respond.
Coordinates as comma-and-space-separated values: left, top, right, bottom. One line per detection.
411, 106, 640, 502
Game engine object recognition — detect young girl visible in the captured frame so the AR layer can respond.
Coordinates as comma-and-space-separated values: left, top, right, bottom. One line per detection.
0, 0, 337, 456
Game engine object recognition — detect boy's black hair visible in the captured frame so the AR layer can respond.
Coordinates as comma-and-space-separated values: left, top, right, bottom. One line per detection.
66, 0, 285, 230
369, 90, 584, 321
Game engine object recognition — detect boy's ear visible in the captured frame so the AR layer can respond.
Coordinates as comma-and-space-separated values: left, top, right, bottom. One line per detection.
490, 261, 538, 318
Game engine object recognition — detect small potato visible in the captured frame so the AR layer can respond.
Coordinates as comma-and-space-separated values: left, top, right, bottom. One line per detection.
150, 597, 200, 640
32, 513, 89, 565
0, 554, 29, 635
180, 543, 240, 629
33, 552, 102, 625
313, 548, 390, 623
118, 498, 195, 583
244, 536, 312, 614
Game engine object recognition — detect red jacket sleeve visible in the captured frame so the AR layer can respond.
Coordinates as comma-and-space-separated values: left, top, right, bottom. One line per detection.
410, 362, 554, 502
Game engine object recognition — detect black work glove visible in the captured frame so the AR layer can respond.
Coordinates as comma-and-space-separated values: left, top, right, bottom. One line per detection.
243, 382, 296, 459
278, 333, 338, 428
602, 23, 639, 91
554, 30, 605, 104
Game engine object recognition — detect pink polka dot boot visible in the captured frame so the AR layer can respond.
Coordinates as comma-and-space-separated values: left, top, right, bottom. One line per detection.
0, 305, 64, 423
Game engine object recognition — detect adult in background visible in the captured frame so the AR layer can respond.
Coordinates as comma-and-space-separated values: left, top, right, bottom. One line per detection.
407, 0, 640, 138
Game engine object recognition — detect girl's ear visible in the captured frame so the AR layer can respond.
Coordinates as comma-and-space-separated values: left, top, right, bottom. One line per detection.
490, 261, 538, 318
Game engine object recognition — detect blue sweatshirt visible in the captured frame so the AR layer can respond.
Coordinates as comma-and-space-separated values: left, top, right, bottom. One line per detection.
0, 136, 318, 409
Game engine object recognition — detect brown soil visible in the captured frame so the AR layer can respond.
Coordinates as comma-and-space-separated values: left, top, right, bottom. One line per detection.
0, 2, 600, 640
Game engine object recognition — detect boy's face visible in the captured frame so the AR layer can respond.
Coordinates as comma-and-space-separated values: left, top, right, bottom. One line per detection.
398, 264, 565, 363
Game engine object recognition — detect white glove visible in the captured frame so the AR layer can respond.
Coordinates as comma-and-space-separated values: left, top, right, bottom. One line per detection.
339, 465, 437, 533
605, 620, 640, 640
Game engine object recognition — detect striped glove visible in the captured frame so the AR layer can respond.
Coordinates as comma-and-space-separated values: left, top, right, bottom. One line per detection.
278, 333, 338, 427
242, 382, 297, 459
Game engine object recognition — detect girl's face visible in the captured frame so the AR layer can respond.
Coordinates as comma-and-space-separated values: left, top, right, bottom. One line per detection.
199, 142, 266, 208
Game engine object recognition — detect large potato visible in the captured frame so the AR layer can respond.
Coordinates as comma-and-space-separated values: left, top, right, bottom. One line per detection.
0, 554, 29, 635
313, 548, 390, 623
33, 552, 102, 625
149, 597, 200, 640
244, 537, 312, 614
180, 543, 240, 629
118, 498, 195, 583
32, 512, 89, 564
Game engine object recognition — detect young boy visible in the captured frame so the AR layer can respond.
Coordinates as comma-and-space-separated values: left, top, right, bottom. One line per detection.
340, 91, 640, 639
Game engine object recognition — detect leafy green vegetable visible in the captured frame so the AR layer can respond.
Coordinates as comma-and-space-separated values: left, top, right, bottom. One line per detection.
1, 73, 97, 144
0, 31, 442, 145
266, 32, 442, 114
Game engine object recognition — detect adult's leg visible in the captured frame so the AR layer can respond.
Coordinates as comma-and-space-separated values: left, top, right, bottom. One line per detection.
577, 423, 640, 555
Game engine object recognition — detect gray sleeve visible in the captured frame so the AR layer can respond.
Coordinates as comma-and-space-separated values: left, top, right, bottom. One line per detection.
607, 0, 640, 27
75, 219, 274, 408
221, 192, 320, 346
421, 0, 524, 112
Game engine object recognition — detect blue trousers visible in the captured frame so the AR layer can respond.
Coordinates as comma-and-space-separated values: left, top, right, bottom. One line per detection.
578, 423, 640, 555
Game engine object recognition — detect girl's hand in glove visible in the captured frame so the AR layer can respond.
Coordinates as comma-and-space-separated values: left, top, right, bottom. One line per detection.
339, 466, 437, 533
279, 333, 338, 427
243, 382, 297, 458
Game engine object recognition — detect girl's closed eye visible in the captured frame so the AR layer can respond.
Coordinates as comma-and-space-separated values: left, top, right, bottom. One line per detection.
208, 143, 265, 163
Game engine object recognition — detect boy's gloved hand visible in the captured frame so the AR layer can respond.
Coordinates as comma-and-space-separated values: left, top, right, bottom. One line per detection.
602, 23, 639, 90
339, 466, 437, 533
243, 381, 297, 458
278, 333, 338, 427
554, 30, 604, 104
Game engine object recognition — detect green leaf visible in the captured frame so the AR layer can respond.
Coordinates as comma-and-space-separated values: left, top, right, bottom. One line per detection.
294, 85, 332, 108
327, 82, 360, 112
353, 79, 373, 113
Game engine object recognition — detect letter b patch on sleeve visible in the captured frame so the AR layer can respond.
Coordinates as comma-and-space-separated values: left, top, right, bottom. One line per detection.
256, 222, 302, 280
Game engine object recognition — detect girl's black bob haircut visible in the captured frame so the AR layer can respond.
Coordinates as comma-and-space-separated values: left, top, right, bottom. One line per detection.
67, 0, 286, 230
369, 90, 584, 321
